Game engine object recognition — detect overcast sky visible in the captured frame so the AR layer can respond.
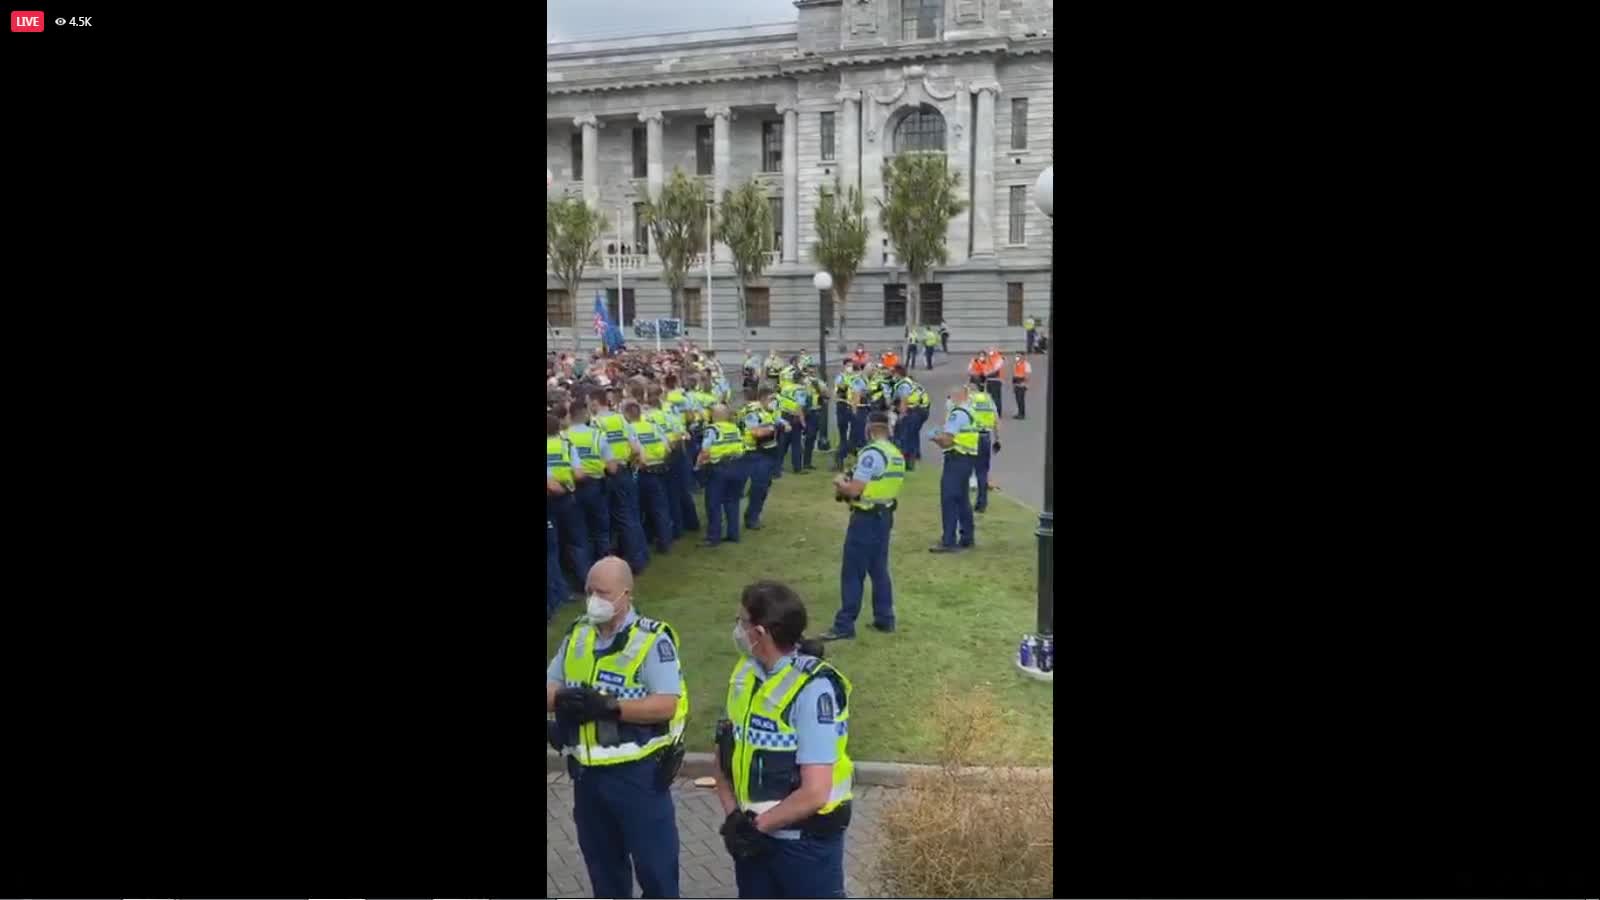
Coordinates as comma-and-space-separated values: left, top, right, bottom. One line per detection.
548, 0, 799, 42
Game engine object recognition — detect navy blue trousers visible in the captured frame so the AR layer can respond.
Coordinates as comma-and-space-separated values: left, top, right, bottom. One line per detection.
669, 446, 699, 533
605, 471, 650, 573
546, 518, 566, 622
572, 757, 680, 899
788, 416, 805, 472
744, 451, 772, 528
940, 451, 976, 547
703, 460, 743, 544
638, 469, 674, 554
803, 409, 820, 466
549, 491, 593, 599
574, 478, 610, 565
834, 408, 867, 468
733, 831, 846, 899
835, 508, 895, 636
975, 433, 992, 512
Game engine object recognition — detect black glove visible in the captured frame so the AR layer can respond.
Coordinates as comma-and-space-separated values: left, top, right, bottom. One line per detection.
720, 810, 769, 860
993, 440, 1002, 454
554, 686, 620, 723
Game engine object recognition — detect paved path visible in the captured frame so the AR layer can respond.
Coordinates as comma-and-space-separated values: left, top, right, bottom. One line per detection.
546, 771, 891, 899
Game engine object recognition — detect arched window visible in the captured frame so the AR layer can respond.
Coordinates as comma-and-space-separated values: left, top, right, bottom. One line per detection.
892, 104, 946, 154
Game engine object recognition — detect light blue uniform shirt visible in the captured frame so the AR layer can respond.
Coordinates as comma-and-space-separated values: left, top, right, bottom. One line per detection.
849, 376, 868, 399
701, 428, 720, 453
894, 381, 914, 401
852, 446, 887, 482
546, 609, 683, 696
941, 407, 972, 436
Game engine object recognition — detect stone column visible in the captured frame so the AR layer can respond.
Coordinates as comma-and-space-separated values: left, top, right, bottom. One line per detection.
706, 106, 732, 261
777, 102, 800, 263
575, 114, 600, 209
970, 81, 1001, 256
835, 90, 861, 195
639, 109, 664, 201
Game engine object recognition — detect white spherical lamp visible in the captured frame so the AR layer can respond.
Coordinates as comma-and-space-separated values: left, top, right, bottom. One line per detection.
813, 271, 833, 292
1034, 166, 1053, 217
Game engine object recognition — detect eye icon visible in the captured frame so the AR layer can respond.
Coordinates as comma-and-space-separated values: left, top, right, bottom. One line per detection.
55, 17, 65, 25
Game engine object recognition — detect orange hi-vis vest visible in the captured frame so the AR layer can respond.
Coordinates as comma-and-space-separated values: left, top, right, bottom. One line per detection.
968, 357, 984, 377
1013, 359, 1031, 381
986, 351, 1004, 377
883, 351, 899, 369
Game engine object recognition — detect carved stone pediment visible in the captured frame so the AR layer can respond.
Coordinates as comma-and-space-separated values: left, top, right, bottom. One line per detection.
869, 68, 962, 107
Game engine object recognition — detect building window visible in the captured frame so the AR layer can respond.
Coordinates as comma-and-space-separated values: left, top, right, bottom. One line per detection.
762, 121, 783, 172
605, 287, 636, 326
892, 105, 946, 154
547, 289, 574, 326
1011, 98, 1028, 149
570, 133, 583, 180
769, 196, 784, 252
919, 283, 943, 326
819, 290, 833, 331
632, 127, 647, 178
1009, 185, 1026, 244
696, 124, 714, 176
1007, 283, 1024, 326
883, 284, 907, 326
745, 286, 771, 327
820, 112, 835, 161
902, 0, 942, 40
633, 202, 650, 256
682, 287, 703, 326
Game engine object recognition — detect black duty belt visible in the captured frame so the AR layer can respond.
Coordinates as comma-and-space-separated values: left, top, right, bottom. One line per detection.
851, 502, 897, 516
643, 464, 670, 475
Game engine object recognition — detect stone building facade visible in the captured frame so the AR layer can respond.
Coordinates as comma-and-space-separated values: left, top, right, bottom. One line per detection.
546, 0, 1053, 354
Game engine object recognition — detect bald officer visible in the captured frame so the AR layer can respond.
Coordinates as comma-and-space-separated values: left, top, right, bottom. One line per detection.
548, 557, 687, 899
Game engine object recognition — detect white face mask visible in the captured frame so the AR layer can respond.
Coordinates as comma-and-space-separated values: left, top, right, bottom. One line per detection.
585, 594, 617, 624
732, 621, 755, 657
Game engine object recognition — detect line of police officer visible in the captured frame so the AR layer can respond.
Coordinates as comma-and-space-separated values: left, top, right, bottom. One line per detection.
549, 563, 857, 899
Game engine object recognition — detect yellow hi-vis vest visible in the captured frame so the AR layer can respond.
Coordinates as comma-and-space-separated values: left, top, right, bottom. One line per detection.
664, 388, 690, 421
691, 391, 719, 422
968, 391, 998, 432
899, 378, 929, 409
557, 615, 689, 767
726, 654, 853, 817
645, 407, 676, 447
776, 385, 802, 418
922, 329, 938, 347
594, 410, 631, 460
632, 416, 668, 466
948, 405, 980, 455
708, 421, 745, 463
547, 435, 575, 491
564, 425, 606, 479
739, 403, 776, 450
851, 439, 905, 511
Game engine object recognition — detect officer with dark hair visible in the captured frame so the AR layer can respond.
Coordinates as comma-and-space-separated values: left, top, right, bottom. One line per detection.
715, 581, 855, 899
822, 412, 904, 640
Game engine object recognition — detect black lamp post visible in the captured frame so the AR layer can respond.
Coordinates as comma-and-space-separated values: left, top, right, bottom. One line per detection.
814, 271, 833, 441
1018, 165, 1054, 680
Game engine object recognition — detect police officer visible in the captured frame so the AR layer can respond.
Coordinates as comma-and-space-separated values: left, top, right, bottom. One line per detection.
777, 371, 808, 475
624, 399, 675, 555
890, 366, 928, 472
928, 383, 979, 552
697, 403, 747, 547
549, 405, 594, 602
966, 384, 1001, 514
548, 557, 688, 899
821, 412, 904, 641
921, 324, 938, 369
833, 364, 870, 472
801, 364, 826, 469
689, 375, 721, 489
831, 364, 852, 455
715, 581, 855, 899
740, 388, 780, 532
1024, 315, 1038, 354
565, 392, 613, 567
591, 393, 651, 573
647, 384, 697, 538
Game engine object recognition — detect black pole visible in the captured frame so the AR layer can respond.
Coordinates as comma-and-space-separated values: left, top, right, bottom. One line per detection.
819, 287, 830, 440
1036, 214, 1053, 636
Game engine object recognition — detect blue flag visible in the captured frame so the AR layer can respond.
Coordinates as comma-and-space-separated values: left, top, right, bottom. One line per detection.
592, 290, 611, 337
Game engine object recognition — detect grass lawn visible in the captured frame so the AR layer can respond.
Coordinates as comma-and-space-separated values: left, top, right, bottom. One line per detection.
546, 462, 1053, 766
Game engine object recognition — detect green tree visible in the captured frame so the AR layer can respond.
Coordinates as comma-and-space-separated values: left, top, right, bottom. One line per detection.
642, 169, 709, 329
810, 180, 870, 354
547, 196, 609, 352
879, 153, 966, 329
716, 178, 774, 352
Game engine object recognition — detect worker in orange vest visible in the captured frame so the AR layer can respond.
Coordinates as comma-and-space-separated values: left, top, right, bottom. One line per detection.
967, 355, 986, 387
983, 348, 1005, 417
1011, 352, 1033, 420
852, 344, 869, 368
882, 348, 899, 370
